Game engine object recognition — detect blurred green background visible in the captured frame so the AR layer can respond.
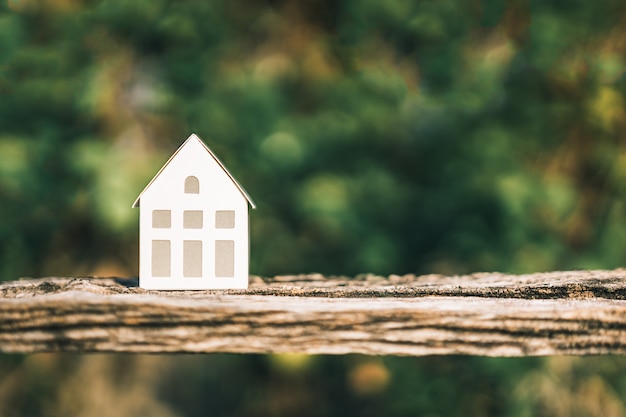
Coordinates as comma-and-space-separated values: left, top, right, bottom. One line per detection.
2, 0, 626, 415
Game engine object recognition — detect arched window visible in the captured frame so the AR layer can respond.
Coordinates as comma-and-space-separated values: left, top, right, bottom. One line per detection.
185, 176, 199, 194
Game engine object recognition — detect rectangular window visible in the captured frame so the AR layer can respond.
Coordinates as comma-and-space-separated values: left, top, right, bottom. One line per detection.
152, 210, 171, 228
183, 240, 203, 277
152, 240, 171, 277
183, 210, 203, 229
215, 240, 234, 277
215, 210, 235, 229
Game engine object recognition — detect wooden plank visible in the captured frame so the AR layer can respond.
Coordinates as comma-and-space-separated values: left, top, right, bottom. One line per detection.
1, 270, 626, 356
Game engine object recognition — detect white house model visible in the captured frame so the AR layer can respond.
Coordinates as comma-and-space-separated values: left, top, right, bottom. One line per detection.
133, 134, 255, 290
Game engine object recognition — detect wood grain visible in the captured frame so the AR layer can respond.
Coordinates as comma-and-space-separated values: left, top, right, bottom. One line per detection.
2, 270, 626, 356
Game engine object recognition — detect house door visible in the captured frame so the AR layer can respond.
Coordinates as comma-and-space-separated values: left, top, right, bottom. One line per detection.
215, 240, 234, 277
183, 240, 202, 277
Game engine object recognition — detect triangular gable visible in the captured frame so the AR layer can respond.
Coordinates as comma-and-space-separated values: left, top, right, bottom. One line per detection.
132, 134, 256, 209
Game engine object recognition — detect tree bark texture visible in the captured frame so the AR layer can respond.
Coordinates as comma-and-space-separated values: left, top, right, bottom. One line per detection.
2, 270, 626, 356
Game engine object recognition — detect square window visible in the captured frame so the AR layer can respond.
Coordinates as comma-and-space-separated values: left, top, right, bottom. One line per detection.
215, 210, 235, 228
184, 210, 203, 229
152, 210, 171, 228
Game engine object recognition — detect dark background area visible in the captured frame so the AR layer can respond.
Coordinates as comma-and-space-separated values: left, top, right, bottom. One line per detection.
2, 0, 626, 415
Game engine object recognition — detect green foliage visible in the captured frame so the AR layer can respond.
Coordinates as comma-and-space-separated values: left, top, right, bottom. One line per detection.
3, 0, 626, 278
2, 0, 626, 415
3, 354, 626, 417
0, 0, 624, 277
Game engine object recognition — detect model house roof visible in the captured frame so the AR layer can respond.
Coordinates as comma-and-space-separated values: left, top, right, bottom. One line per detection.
132, 134, 256, 209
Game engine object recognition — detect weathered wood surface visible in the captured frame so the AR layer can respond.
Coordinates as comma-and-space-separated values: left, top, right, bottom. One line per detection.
3, 270, 626, 356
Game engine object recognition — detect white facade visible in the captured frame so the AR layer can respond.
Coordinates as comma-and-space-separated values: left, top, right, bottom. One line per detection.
133, 134, 255, 290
